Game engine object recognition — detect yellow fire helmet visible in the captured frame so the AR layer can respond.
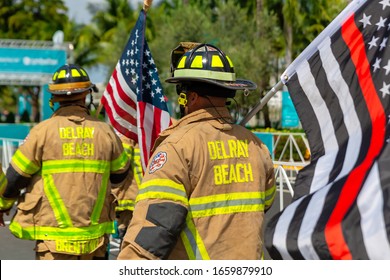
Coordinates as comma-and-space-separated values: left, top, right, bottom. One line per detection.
48, 64, 95, 96
166, 43, 257, 92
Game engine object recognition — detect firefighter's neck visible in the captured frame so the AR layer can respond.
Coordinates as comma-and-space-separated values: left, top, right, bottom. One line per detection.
187, 92, 226, 114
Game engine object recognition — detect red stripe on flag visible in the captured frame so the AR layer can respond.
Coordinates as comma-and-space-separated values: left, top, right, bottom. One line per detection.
101, 96, 137, 140
112, 69, 137, 109
137, 101, 149, 172
105, 82, 137, 126
152, 107, 162, 145
325, 14, 387, 259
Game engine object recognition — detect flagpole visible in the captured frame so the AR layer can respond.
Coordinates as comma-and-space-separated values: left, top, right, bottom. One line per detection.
95, 102, 104, 118
143, 0, 153, 12
239, 80, 284, 126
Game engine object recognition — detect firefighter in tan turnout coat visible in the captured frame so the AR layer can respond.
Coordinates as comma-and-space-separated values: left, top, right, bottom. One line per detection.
118, 44, 275, 260
0, 64, 130, 260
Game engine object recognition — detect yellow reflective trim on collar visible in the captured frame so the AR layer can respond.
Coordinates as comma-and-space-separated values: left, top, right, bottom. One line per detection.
12, 150, 40, 175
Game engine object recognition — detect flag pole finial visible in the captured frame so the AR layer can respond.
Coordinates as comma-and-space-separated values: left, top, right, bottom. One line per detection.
143, 0, 153, 12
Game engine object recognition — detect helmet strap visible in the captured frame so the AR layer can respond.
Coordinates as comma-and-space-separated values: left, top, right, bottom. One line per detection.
178, 92, 188, 118
49, 98, 54, 112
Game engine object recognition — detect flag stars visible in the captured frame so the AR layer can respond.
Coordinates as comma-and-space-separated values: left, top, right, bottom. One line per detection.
360, 13, 372, 28
368, 36, 380, 49
380, 81, 390, 98
145, 49, 151, 57
380, 37, 388, 51
376, 16, 387, 30
151, 78, 157, 85
380, 0, 390, 10
160, 95, 166, 103
383, 59, 390, 75
373, 57, 382, 72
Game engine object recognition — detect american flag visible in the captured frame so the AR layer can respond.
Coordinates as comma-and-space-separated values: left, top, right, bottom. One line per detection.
265, 0, 390, 259
101, 9, 171, 171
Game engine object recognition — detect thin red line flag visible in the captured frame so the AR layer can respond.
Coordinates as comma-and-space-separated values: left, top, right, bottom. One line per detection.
101, 9, 172, 171
265, 0, 390, 260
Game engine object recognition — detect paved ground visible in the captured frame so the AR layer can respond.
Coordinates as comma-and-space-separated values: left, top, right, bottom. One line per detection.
0, 190, 292, 260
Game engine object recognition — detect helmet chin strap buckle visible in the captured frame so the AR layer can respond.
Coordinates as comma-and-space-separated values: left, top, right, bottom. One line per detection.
178, 92, 188, 106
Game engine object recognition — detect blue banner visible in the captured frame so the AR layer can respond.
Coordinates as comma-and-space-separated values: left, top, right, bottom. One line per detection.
281, 91, 300, 128
0, 47, 66, 74
253, 132, 274, 160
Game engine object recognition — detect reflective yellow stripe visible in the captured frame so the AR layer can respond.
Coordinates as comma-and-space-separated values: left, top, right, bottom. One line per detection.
136, 179, 188, 206
111, 150, 129, 172
265, 185, 276, 208
43, 174, 73, 227
0, 196, 16, 210
123, 144, 142, 186
41, 159, 111, 231
0, 171, 7, 195
9, 220, 114, 240
189, 192, 265, 218
132, 149, 143, 187
42, 159, 110, 174
180, 213, 210, 260
115, 199, 135, 211
12, 150, 40, 175
91, 171, 110, 225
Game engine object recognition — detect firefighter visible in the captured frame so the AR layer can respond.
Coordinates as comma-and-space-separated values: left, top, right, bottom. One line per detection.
118, 44, 275, 260
112, 137, 142, 244
0, 64, 130, 260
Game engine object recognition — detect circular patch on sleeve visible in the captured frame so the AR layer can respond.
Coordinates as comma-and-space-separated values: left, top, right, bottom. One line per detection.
149, 151, 167, 174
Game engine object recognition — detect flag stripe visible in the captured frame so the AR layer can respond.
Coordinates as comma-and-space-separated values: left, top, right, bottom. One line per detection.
104, 81, 137, 126
102, 96, 137, 139
358, 162, 390, 259
309, 51, 348, 184
324, 13, 387, 260
321, 36, 362, 181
